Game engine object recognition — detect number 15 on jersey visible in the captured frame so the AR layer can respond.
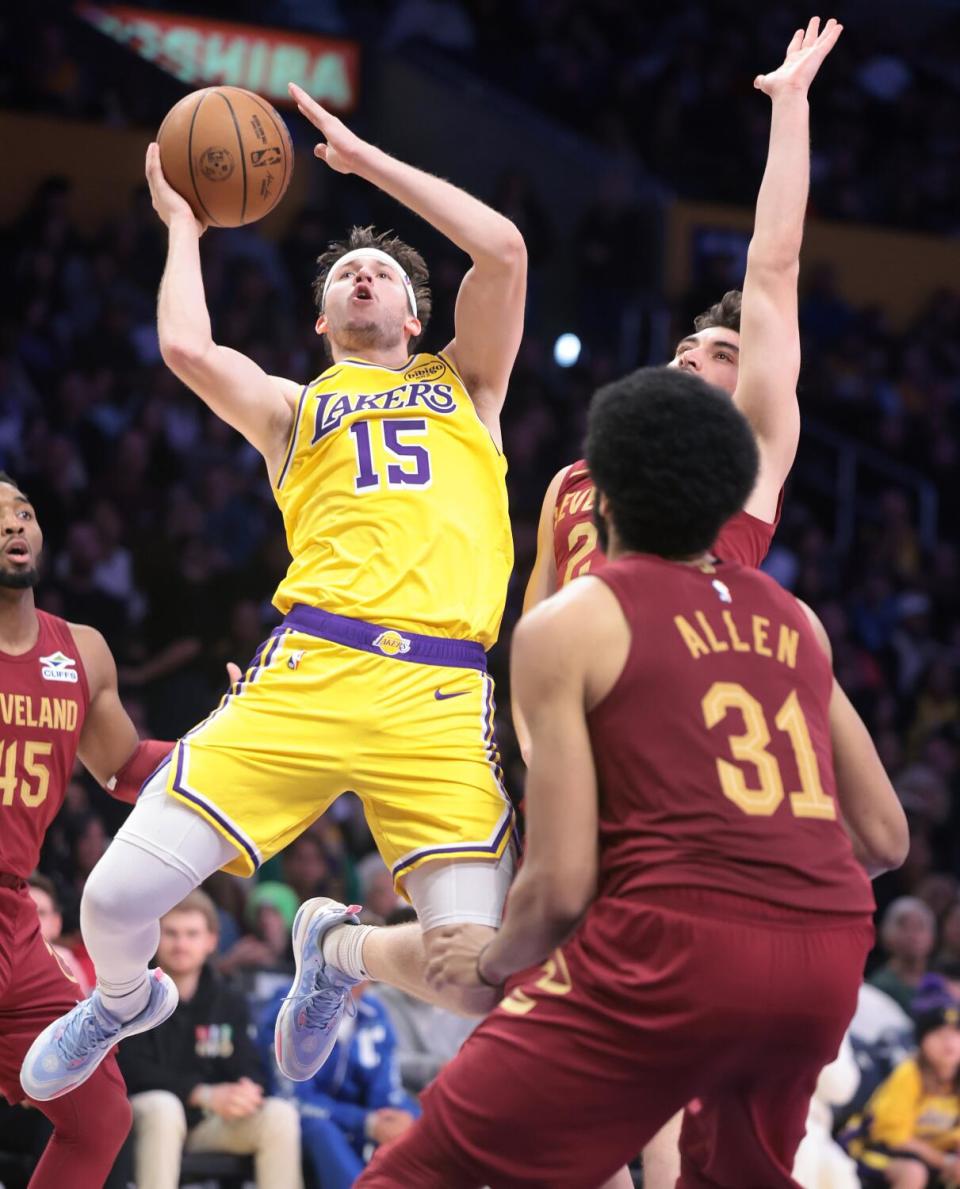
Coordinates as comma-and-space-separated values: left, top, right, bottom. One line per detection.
350, 419, 432, 491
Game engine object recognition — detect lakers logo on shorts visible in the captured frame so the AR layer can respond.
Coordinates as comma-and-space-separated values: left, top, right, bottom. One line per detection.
372, 630, 411, 657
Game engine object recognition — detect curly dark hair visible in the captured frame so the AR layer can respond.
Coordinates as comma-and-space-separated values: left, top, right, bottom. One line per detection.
312, 225, 432, 354
585, 367, 758, 558
693, 289, 742, 334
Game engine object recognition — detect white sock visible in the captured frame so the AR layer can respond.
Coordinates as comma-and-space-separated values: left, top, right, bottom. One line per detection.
322, 922, 375, 980
97, 973, 152, 1022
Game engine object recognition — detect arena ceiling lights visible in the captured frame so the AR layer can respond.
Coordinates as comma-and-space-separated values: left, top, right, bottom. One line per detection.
75, 4, 360, 111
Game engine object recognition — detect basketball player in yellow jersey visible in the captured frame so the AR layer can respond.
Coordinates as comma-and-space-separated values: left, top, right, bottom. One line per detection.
22, 82, 527, 1100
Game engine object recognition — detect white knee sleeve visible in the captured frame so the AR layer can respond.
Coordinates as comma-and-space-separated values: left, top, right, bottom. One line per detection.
81, 768, 240, 990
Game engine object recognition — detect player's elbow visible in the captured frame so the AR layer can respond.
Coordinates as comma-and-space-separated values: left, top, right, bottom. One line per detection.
484, 222, 527, 271
160, 335, 213, 378
745, 244, 801, 284
868, 820, 910, 874
856, 807, 910, 876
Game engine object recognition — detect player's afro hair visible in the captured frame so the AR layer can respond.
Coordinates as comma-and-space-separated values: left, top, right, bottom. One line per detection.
585, 367, 758, 558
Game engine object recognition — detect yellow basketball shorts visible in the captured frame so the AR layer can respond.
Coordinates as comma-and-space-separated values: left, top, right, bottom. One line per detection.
164, 603, 514, 891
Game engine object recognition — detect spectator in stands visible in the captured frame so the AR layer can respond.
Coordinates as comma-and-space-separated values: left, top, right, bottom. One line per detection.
355, 854, 405, 923
117, 891, 302, 1189
261, 981, 419, 1189
281, 831, 346, 906
369, 908, 476, 1093
870, 898, 937, 1014
937, 900, 960, 969
843, 1005, 960, 1185
26, 873, 90, 994
217, 881, 297, 976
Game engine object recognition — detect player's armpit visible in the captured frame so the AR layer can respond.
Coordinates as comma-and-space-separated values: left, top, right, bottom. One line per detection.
829, 679, 908, 876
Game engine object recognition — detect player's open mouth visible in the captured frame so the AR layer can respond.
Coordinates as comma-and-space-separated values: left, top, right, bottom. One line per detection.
3, 543, 30, 562
352, 285, 373, 302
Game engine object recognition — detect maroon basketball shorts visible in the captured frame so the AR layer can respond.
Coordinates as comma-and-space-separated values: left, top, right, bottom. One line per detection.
0, 882, 117, 1104
359, 887, 873, 1189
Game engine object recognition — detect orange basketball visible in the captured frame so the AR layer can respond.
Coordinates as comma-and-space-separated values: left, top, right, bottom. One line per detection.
157, 87, 294, 228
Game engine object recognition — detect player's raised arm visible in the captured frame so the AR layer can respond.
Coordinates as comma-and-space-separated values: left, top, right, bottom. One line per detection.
735, 17, 842, 521
144, 144, 300, 479
799, 603, 908, 875
289, 83, 527, 442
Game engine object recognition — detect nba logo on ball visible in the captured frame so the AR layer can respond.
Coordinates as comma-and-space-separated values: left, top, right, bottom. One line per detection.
372, 631, 411, 657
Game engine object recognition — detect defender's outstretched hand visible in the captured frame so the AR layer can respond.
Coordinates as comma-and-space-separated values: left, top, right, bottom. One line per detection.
754, 16, 843, 98
288, 82, 366, 175
144, 143, 206, 234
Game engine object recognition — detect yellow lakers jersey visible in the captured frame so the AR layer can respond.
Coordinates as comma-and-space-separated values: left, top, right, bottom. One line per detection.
272, 352, 513, 649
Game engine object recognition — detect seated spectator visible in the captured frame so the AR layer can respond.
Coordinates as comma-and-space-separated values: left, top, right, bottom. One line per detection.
261, 981, 419, 1189
27, 872, 90, 994
117, 891, 302, 1189
281, 831, 346, 905
913, 963, 960, 1016
937, 899, 960, 968
843, 1006, 960, 1186
355, 853, 405, 923
870, 897, 937, 1014
217, 881, 296, 976
370, 907, 476, 1093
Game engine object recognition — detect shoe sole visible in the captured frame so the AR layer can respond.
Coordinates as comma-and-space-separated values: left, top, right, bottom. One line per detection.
22, 979, 179, 1102
274, 897, 346, 1082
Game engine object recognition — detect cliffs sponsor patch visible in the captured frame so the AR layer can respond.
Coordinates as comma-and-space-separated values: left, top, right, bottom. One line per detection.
39, 651, 79, 684
404, 359, 445, 383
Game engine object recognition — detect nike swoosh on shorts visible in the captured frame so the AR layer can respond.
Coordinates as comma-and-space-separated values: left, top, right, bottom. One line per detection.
435, 689, 468, 700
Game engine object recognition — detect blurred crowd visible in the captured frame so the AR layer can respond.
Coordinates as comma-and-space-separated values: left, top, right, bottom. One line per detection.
5, 1, 960, 234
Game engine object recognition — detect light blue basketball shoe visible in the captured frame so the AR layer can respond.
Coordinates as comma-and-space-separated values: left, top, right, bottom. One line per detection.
21, 969, 178, 1101
275, 897, 362, 1081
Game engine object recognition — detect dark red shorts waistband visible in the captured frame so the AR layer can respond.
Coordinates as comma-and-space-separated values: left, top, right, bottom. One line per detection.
0, 874, 26, 891
634, 885, 873, 930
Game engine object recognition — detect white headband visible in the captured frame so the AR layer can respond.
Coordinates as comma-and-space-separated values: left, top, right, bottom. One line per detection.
321, 247, 418, 318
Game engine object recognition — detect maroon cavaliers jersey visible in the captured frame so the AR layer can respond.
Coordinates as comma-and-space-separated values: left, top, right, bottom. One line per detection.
0, 612, 88, 878
589, 555, 873, 915
552, 459, 782, 585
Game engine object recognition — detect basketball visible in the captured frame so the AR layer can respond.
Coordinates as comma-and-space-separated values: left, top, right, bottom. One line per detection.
157, 87, 294, 228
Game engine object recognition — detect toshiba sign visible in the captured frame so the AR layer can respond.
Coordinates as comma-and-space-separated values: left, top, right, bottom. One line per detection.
76, 4, 359, 111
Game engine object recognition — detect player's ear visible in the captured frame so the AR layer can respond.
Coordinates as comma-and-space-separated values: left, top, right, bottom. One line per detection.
403, 314, 422, 342
315, 314, 328, 338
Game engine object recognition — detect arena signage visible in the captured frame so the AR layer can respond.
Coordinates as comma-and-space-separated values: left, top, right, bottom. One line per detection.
76, 4, 359, 111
